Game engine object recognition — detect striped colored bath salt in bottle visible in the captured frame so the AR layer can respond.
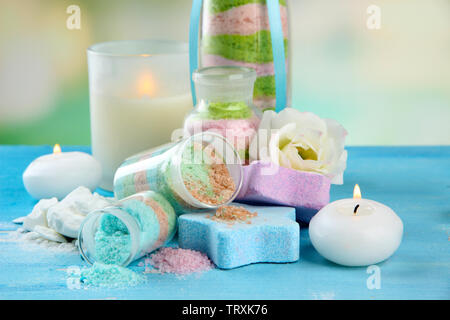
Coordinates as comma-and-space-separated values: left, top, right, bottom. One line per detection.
113, 132, 243, 214
183, 66, 261, 163
200, 0, 289, 111
78, 191, 177, 267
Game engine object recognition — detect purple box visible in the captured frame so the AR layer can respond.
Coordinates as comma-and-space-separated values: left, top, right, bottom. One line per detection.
236, 161, 331, 223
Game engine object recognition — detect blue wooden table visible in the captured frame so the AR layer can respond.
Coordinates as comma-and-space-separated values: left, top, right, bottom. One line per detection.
0, 145, 449, 300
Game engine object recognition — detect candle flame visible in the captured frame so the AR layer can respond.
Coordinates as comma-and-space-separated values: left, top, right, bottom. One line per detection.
137, 73, 156, 97
53, 144, 61, 154
353, 184, 362, 199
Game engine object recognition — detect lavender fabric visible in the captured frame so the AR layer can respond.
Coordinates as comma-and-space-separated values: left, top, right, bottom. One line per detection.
236, 161, 331, 223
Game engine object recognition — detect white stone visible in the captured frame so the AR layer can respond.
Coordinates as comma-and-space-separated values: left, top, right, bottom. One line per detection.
12, 216, 26, 224
47, 205, 86, 238
23, 198, 58, 232
23, 231, 40, 241
75, 192, 113, 214
46, 186, 112, 238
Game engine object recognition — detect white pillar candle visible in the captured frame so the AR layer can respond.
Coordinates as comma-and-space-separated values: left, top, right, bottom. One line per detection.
90, 92, 192, 191
88, 40, 193, 191
309, 184, 403, 266
23, 144, 101, 200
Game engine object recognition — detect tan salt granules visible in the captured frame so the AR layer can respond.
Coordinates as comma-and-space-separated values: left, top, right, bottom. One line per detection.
208, 163, 235, 203
208, 205, 257, 225
186, 163, 236, 206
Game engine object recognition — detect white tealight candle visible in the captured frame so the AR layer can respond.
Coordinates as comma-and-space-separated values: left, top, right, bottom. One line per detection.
309, 184, 403, 267
23, 144, 102, 200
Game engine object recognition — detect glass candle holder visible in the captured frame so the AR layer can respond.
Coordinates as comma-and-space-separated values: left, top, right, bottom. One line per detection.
88, 40, 193, 191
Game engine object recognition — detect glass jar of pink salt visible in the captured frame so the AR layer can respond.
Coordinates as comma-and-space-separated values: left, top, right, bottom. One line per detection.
183, 66, 261, 163
113, 132, 243, 214
78, 191, 177, 267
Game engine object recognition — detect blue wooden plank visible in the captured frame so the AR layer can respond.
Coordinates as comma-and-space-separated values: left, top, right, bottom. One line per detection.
0, 145, 449, 299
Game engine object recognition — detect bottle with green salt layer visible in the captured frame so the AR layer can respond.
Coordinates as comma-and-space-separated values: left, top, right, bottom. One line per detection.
198, 0, 290, 111
184, 66, 261, 163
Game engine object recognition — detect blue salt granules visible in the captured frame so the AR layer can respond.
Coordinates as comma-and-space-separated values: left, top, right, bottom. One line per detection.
79, 262, 145, 289
93, 214, 131, 265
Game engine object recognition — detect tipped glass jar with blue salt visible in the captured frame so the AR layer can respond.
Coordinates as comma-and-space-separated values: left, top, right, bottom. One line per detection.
78, 191, 177, 266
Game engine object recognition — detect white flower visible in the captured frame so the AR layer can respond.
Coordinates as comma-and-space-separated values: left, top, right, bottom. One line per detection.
249, 108, 348, 184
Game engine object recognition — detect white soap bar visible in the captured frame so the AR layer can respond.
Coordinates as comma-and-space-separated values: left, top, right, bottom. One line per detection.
23, 150, 101, 200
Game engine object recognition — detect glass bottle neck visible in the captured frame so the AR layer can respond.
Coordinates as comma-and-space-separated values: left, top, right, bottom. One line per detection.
193, 66, 256, 107
195, 82, 254, 107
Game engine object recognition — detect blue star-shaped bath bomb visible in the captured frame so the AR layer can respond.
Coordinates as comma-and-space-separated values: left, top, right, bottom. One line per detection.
178, 204, 300, 269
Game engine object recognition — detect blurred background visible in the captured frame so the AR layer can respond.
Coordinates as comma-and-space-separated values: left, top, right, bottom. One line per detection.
0, 0, 448, 146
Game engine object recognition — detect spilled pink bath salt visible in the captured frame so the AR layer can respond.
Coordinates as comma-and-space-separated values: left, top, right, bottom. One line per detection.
146, 247, 214, 275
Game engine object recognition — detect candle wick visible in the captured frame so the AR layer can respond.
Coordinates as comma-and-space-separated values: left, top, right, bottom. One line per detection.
353, 204, 360, 214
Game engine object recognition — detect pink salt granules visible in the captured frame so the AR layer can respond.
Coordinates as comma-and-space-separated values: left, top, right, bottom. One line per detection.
254, 96, 276, 110
185, 116, 260, 154
204, 3, 289, 36
145, 247, 214, 275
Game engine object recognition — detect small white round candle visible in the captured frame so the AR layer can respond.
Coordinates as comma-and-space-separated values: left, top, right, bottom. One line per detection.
23, 144, 102, 200
309, 184, 403, 266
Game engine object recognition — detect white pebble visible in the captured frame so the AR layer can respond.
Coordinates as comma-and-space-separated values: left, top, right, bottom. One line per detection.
46, 187, 111, 238
24, 232, 40, 240
23, 198, 58, 232
16, 227, 26, 233
12, 216, 26, 224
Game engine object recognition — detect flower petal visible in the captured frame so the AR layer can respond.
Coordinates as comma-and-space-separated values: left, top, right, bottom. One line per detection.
251, 107, 348, 184
328, 150, 347, 184
249, 110, 276, 161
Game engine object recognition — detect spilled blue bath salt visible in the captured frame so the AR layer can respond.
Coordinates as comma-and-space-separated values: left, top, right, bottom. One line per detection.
75, 214, 144, 288
79, 262, 146, 289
